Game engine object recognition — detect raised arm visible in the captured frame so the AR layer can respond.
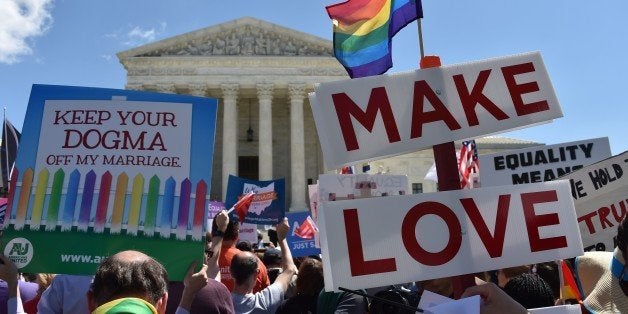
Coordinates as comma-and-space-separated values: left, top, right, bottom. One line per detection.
207, 210, 229, 280
273, 218, 298, 292
0, 255, 25, 314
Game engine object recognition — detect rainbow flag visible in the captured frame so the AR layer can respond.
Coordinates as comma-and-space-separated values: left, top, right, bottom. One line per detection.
327, 0, 423, 78
561, 260, 582, 301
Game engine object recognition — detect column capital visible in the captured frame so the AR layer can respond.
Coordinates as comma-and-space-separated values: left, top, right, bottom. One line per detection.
256, 83, 274, 100
188, 84, 207, 97
221, 83, 239, 99
288, 83, 307, 100
156, 84, 176, 94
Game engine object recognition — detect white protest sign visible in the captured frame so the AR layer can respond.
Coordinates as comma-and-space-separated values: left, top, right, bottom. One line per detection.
318, 181, 583, 291
238, 222, 258, 245
318, 174, 409, 201
529, 305, 581, 314
309, 52, 562, 169
425, 296, 480, 314
558, 151, 627, 251
479, 137, 611, 187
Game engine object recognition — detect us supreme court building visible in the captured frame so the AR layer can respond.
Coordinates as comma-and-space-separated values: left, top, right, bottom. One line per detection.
117, 17, 538, 211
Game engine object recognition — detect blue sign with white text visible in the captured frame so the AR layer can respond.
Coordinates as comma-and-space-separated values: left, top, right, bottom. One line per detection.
225, 175, 285, 225
286, 211, 320, 258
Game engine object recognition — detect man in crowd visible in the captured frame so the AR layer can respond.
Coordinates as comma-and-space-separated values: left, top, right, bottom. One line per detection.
230, 217, 298, 313
87, 250, 208, 314
216, 218, 270, 292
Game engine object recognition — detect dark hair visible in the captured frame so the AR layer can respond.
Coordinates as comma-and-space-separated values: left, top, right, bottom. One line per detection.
296, 258, 324, 296
91, 252, 168, 306
212, 215, 239, 241
236, 241, 253, 252
534, 262, 560, 299
230, 253, 258, 286
500, 265, 530, 279
502, 273, 554, 309
370, 286, 419, 314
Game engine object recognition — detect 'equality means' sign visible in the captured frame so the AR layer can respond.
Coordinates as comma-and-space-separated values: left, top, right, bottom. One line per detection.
318, 180, 582, 291
558, 151, 627, 252
2, 85, 217, 280
309, 52, 562, 169
479, 137, 611, 187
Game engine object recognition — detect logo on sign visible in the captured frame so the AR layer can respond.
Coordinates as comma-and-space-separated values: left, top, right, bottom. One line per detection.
244, 182, 277, 215
4, 238, 34, 268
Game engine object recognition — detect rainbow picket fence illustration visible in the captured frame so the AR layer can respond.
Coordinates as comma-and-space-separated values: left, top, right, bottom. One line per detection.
6, 169, 207, 240
2, 85, 218, 280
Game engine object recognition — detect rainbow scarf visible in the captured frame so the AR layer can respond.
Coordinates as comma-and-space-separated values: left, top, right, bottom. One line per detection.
326, 0, 423, 78
92, 297, 158, 314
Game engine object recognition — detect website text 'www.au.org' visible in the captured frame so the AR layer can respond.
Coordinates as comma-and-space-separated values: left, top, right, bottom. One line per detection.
60, 254, 107, 264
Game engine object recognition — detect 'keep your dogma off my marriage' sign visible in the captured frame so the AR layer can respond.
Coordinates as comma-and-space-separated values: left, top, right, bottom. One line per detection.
2, 85, 218, 280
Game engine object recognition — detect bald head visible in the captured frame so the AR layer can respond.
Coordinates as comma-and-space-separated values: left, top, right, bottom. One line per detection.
230, 251, 258, 286
91, 250, 168, 306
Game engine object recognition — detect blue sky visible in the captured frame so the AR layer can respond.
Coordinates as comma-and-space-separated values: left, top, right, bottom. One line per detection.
1, 0, 627, 154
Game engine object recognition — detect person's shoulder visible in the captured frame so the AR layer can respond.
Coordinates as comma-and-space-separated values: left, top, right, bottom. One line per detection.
207, 279, 230, 293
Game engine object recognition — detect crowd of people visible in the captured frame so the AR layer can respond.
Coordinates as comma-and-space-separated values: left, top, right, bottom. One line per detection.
0, 210, 625, 313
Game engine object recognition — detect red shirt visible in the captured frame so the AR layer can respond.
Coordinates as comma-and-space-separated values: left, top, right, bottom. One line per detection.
219, 245, 270, 292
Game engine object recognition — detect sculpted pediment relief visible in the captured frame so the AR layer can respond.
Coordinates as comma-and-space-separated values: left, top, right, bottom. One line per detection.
119, 17, 333, 58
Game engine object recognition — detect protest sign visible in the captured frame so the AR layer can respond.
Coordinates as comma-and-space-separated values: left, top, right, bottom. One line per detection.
318, 181, 582, 291
225, 175, 285, 225
207, 201, 224, 230
479, 137, 611, 187
309, 52, 562, 169
238, 222, 258, 245
286, 211, 320, 258
529, 305, 581, 314
558, 151, 627, 251
318, 174, 408, 202
2, 84, 217, 280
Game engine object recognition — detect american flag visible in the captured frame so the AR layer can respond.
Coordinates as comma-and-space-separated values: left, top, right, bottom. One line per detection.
458, 140, 479, 189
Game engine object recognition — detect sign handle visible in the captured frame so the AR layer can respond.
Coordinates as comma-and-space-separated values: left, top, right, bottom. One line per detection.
421, 55, 476, 298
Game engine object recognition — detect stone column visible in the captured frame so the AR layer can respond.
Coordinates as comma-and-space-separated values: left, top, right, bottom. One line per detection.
221, 83, 239, 199
289, 84, 307, 211
257, 83, 274, 180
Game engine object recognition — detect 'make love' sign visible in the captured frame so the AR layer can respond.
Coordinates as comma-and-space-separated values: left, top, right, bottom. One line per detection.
318, 181, 583, 291
309, 52, 562, 169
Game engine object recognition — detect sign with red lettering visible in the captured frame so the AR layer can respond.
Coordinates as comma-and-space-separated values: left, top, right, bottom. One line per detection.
558, 151, 627, 252
318, 181, 582, 291
479, 137, 611, 187
309, 52, 562, 169
2, 85, 217, 280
